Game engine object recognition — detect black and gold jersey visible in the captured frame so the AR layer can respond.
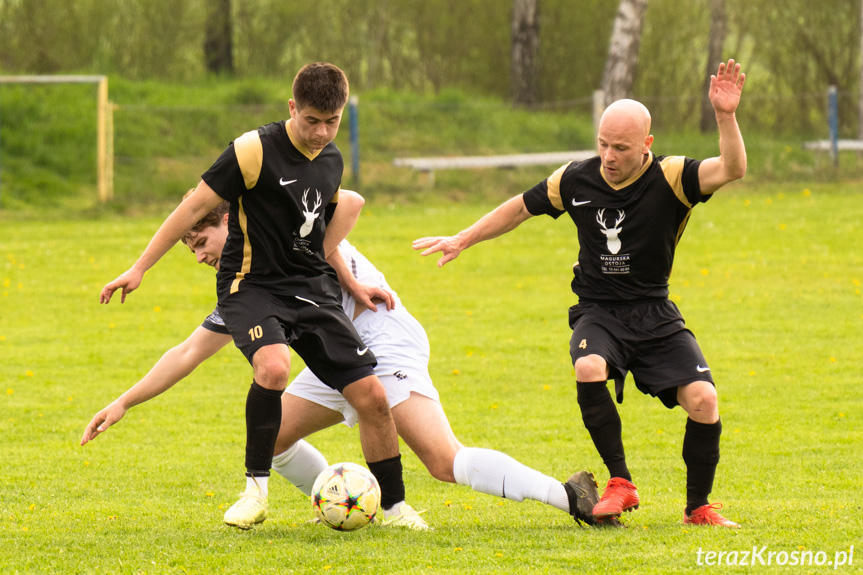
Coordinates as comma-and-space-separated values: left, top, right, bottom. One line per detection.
202, 120, 343, 303
523, 152, 707, 303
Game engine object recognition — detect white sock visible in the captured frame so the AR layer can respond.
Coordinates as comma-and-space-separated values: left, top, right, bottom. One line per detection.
383, 500, 406, 518
246, 474, 269, 498
452, 447, 570, 513
271, 440, 329, 497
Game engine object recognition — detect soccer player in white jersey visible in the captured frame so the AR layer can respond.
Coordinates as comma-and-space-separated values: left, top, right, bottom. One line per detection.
83, 192, 612, 528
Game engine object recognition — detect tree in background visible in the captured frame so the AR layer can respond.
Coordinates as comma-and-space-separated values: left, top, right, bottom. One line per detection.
511, 0, 540, 106
204, 0, 234, 75
859, 0, 863, 140
700, 0, 726, 132
0, 0, 860, 138
600, 0, 649, 106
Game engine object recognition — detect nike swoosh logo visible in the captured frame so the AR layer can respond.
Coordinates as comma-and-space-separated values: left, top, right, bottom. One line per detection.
356, 347, 369, 356
572, 200, 592, 207
279, 178, 297, 186
571, 484, 588, 497
696, 365, 711, 372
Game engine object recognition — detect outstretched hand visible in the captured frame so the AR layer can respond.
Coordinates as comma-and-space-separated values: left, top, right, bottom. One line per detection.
709, 59, 746, 115
100, 268, 144, 304
412, 236, 463, 267
81, 401, 128, 445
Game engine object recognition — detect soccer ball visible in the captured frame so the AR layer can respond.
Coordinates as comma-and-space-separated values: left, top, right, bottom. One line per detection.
311, 462, 381, 531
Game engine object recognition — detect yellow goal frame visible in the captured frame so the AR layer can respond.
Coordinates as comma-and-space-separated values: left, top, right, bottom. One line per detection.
0, 75, 114, 202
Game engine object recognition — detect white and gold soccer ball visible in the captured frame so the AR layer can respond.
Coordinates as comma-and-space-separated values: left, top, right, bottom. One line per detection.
311, 462, 381, 531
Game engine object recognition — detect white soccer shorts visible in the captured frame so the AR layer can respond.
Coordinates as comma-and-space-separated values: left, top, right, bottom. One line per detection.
285, 303, 440, 427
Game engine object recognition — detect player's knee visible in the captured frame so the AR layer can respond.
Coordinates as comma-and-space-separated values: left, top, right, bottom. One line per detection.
425, 456, 456, 483
254, 361, 290, 389
680, 381, 718, 420
420, 444, 459, 483
574, 354, 607, 382
347, 378, 390, 417
252, 347, 291, 388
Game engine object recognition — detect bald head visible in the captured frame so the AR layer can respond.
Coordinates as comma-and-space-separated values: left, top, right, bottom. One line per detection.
596, 99, 654, 185
599, 99, 651, 139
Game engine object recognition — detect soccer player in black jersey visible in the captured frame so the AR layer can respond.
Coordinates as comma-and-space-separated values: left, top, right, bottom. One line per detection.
84, 193, 610, 529
100, 63, 414, 530
414, 60, 747, 527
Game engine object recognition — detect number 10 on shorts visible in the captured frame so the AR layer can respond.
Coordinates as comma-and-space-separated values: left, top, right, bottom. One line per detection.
249, 325, 263, 341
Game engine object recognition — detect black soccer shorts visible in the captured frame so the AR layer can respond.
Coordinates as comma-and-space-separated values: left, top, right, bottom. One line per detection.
568, 299, 714, 408
219, 286, 376, 391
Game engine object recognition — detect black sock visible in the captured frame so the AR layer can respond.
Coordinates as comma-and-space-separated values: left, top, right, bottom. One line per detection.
367, 454, 405, 510
577, 381, 631, 482
682, 417, 722, 515
244, 381, 283, 475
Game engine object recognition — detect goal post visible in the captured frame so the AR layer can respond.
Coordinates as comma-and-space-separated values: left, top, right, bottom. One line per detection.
0, 74, 114, 203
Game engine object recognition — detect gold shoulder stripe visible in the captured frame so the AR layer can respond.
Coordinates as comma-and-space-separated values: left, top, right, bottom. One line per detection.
331, 188, 340, 204
234, 130, 263, 190
660, 156, 692, 208
546, 162, 571, 211
230, 197, 252, 294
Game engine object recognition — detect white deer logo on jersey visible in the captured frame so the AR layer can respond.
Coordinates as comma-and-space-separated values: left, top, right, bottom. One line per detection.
299, 189, 322, 237
596, 208, 625, 254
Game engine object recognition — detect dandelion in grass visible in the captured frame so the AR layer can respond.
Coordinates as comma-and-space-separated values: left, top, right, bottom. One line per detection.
26, 371, 33, 377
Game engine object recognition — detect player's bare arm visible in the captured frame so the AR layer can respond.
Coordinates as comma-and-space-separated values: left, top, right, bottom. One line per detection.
99, 182, 224, 304
80, 326, 232, 445
322, 189, 363, 258
327, 245, 395, 313
413, 194, 534, 267
698, 59, 747, 194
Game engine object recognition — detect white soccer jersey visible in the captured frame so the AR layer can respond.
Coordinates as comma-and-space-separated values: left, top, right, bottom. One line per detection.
337, 239, 401, 320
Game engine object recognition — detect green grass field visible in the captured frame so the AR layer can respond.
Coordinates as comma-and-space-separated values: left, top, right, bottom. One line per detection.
1, 181, 861, 573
